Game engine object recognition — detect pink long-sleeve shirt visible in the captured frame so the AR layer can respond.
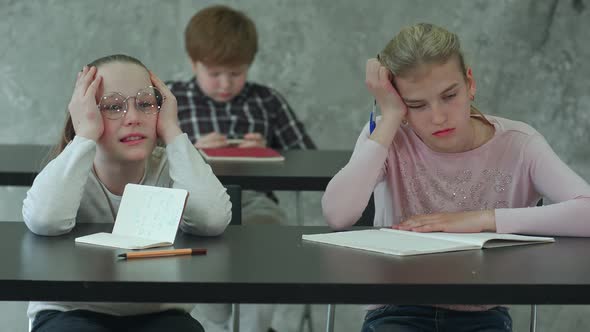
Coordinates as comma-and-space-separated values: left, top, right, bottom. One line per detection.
322, 115, 590, 312
323, 115, 590, 235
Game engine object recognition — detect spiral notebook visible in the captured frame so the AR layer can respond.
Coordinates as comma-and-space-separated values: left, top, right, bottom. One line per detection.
75, 184, 189, 249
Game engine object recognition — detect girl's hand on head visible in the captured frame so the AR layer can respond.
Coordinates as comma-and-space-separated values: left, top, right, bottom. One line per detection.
239, 133, 266, 148
194, 132, 229, 149
149, 71, 182, 144
365, 58, 407, 123
393, 210, 496, 233
68, 66, 104, 142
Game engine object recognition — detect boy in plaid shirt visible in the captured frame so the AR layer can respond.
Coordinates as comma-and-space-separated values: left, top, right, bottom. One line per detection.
167, 5, 315, 332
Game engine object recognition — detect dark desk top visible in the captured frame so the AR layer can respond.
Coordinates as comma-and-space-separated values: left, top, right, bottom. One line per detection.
2, 223, 590, 304
211, 150, 351, 191
0, 145, 351, 190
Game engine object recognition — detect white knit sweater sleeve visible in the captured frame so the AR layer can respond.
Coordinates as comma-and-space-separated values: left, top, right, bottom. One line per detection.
22, 136, 96, 236
166, 133, 232, 236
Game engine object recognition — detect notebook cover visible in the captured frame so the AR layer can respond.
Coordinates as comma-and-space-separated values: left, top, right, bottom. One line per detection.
199, 147, 283, 159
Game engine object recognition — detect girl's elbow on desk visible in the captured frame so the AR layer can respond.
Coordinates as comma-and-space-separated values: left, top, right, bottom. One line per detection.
323, 209, 358, 231
181, 213, 231, 236
322, 197, 360, 230
23, 218, 74, 237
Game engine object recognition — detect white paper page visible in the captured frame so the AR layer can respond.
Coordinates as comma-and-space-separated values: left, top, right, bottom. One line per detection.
302, 229, 477, 256
379, 228, 554, 247
75, 232, 172, 250
112, 184, 188, 244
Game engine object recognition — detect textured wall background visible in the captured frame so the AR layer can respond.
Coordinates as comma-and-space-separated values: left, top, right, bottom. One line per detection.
0, 0, 589, 329
1, 0, 588, 221
1, 0, 589, 157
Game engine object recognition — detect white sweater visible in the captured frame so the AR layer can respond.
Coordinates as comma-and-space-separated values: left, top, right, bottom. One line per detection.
23, 133, 232, 320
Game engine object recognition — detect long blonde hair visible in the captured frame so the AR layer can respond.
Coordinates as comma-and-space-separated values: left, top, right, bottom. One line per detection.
378, 23, 491, 126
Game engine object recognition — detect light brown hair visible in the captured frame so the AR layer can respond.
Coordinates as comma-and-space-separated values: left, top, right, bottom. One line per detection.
184, 5, 258, 66
378, 23, 492, 126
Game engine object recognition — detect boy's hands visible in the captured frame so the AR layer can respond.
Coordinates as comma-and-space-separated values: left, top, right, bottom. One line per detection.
68, 66, 104, 142
150, 71, 182, 144
195, 132, 267, 149
194, 132, 229, 148
239, 133, 266, 148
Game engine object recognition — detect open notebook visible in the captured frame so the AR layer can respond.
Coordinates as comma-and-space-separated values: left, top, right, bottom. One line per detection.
302, 228, 555, 256
198, 147, 285, 162
75, 184, 189, 249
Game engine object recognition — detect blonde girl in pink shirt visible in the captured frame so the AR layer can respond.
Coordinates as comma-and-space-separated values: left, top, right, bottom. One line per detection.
322, 23, 590, 332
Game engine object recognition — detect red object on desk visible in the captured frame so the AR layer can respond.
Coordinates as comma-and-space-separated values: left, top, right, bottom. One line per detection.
198, 147, 285, 162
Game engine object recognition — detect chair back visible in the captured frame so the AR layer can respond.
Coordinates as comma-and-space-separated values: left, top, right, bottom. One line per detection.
355, 194, 375, 226
225, 185, 242, 225
224, 184, 242, 225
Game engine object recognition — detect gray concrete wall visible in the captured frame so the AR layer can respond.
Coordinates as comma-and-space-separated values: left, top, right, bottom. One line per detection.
1, 0, 589, 330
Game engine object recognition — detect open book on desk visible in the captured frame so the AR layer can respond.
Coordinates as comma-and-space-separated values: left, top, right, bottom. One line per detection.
198, 147, 285, 162
302, 228, 555, 256
75, 184, 189, 250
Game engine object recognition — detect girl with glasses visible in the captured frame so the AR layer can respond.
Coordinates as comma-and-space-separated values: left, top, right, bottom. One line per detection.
23, 54, 231, 332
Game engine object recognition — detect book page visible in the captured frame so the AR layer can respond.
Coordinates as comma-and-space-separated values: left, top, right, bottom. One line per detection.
75, 232, 172, 250
379, 228, 554, 247
302, 229, 477, 256
112, 184, 188, 243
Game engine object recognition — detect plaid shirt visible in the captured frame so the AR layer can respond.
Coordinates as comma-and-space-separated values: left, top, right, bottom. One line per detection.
167, 78, 316, 150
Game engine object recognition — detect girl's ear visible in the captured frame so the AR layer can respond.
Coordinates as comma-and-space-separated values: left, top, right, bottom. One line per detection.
466, 67, 476, 97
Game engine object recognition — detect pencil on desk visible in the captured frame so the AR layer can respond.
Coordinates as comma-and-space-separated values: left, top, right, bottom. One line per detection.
118, 248, 207, 260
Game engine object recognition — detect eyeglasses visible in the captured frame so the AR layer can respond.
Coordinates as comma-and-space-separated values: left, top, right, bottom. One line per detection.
98, 86, 164, 120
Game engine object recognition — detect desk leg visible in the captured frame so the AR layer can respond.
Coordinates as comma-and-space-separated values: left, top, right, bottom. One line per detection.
298, 304, 314, 332
325, 304, 335, 332
232, 303, 240, 332
529, 304, 537, 332
296, 191, 303, 226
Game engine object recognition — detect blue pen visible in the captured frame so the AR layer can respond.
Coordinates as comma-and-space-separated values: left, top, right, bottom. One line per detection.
369, 100, 377, 134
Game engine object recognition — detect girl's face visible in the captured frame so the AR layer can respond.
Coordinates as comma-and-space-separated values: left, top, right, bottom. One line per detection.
95, 62, 158, 163
394, 58, 476, 153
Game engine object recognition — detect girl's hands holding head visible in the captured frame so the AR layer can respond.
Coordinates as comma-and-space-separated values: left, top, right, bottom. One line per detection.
149, 71, 183, 144
365, 58, 408, 146
68, 66, 104, 142
365, 58, 407, 123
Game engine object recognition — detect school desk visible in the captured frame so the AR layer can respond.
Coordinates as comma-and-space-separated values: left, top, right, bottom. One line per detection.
0, 145, 351, 191
1, 223, 589, 305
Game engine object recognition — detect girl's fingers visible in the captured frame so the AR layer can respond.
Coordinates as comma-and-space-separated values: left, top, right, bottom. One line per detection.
74, 66, 88, 89
149, 70, 165, 90
365, 59, 379, 88
149, 70, 160, 86
79, 66, 96, 94
411, 224, 439, 233
85, 75, 102, 99
378, 67, 390, 87
149, 70, 174, 100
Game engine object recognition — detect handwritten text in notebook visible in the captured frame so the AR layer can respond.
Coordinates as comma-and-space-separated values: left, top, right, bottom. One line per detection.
75, 184, 189, 249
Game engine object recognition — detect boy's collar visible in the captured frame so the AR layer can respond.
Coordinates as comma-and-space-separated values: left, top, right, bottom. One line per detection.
189, 77, 251, 104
